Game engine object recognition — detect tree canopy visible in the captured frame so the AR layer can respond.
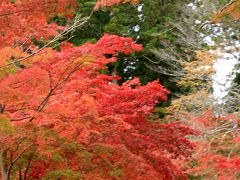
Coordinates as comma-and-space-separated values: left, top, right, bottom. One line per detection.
0, 0, 240, 179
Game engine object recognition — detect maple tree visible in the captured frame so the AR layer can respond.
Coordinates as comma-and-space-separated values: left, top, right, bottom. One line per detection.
0, 0, 197, 179
0, 0, 77, 48
184, 112, 240, 180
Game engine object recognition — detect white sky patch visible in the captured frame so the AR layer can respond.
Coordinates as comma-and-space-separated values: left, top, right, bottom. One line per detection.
212, 51, 240, 103
195, 20, 201, 24
187, 3, 196, 10
203, 36, 215, 46
187, 1, 240, 108
133, 25, 140, 32
137, 4, 143, 12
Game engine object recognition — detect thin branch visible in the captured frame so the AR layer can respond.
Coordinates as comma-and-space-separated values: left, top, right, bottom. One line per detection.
23, 152, 34, 180
0, 10, 28, 17
11, 116, 33, 122
28, 63, 82, 122
7, 143, 35, 180
219, 0, 236, 13
1, 10, 94, 68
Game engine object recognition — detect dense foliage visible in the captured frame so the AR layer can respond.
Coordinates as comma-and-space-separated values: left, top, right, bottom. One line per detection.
0, 0, 240, 179
0, 0, 199, 179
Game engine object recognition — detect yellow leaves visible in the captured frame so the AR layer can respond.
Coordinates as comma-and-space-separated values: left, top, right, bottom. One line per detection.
0, 47, 27, 67
30, 48, 54, 63
167, 90, 212, 114
0, 47, 54, 77
95, 0, 139, 9
212, 0, 240, 23
195, 50, 218, 62
0, 47, 27, 77
125, 0, 139, 4
183, 50, 216, 74
0, 115, 14, 134
169, 51, 218, 115
178, 50, 217, 90
74, 55, 96, 66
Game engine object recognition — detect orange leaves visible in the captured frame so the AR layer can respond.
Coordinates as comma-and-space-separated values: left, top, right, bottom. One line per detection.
187, 112, 240, 179
0, 47, 27, 66
30, 48, 54, 63
0, 0, 77, 47
0, 32, 197, 179
95, 0, 139, 9
0, 0, 196, 177
212, 0, 240, 23
178, 50, 217, 90
189, 154, 240, 180
0, 0, 141, 48
0, 35, 143, 124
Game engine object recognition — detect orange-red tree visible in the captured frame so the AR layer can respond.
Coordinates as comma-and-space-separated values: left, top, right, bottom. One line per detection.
0, 0, 196, 179
185, 112, 240, 180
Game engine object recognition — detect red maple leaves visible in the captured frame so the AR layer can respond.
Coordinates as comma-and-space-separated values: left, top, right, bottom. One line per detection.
0, 1, 196, 179
0, 0, 76, 48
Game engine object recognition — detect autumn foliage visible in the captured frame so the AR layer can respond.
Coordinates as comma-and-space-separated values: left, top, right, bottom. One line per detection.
0, 0, 77, 48
212, 0, 240, 23
0, 0, 198, 179
185, 112, 240, 180
95, 0, 139, 9
0, 32, 197, 179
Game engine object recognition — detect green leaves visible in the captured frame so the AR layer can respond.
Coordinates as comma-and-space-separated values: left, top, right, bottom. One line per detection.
43, 169, 83, 179
0, 116, 13, 135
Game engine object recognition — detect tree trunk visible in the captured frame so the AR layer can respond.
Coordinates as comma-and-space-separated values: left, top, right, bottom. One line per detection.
0, 149, 7, 180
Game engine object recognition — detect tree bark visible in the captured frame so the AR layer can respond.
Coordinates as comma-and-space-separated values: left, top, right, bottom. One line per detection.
0, 149, 7, 180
